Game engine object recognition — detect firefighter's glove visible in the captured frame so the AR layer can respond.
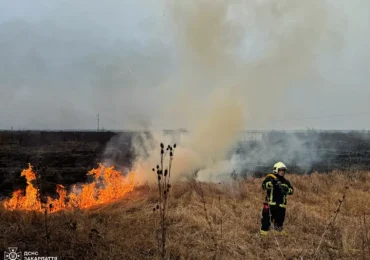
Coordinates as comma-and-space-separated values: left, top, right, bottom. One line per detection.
273, 179, 282, 187
279, 184, 290, 194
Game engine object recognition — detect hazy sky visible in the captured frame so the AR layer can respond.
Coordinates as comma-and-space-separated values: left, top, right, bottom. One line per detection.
0, 0, 369, 130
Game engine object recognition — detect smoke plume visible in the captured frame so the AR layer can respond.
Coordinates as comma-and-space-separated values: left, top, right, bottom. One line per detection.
129, 0, 342, 183
2, 0, 365, 182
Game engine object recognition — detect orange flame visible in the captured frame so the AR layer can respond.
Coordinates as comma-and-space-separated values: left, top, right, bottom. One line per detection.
3, 163, 135, 213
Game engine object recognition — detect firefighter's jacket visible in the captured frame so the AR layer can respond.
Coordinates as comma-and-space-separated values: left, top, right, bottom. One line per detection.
262, 174, 294, 208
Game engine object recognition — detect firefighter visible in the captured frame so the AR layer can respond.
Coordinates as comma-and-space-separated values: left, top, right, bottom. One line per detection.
260, 162, 294, 235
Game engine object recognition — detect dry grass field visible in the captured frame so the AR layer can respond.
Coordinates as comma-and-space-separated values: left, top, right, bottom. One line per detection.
1, 170, 369, 260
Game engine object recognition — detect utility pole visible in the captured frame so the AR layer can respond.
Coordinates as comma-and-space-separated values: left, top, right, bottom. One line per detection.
97, 113, 100, 132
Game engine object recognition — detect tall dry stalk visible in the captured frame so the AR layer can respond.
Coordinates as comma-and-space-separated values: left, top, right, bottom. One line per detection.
35, 163, 50, 255
314, 185, 349, 259
152, 142, 176, 259
217, 182, 224, 259
43, 207, 50, 255
218, 190, 223, 241
197, 180, 218, 258
363, 214, 370, 257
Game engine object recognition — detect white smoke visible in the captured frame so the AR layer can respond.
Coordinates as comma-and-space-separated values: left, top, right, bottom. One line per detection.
128, 0, 344, 183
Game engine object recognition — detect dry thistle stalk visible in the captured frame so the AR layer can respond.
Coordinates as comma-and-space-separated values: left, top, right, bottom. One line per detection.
152, 142, 176, 259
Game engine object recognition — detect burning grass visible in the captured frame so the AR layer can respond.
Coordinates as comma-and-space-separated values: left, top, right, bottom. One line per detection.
3, 163, 135, 213
1, 170, 370, 259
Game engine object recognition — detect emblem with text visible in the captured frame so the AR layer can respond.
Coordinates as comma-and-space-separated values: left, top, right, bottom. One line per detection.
4, 247, 58, 260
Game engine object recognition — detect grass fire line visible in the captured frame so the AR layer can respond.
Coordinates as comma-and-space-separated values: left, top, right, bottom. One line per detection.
1, 167, 370, 259
2, 163, 135, 213
1, 144, 370, 259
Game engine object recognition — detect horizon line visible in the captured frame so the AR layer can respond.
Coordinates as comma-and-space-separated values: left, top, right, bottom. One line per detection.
0, 129, 370, 133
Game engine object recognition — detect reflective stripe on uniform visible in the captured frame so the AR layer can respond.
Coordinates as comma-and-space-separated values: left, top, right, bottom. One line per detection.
264, 173, 292, 207
270, 187, 274, 202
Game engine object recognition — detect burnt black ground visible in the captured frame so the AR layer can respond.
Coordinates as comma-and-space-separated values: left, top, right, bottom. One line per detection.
0, 131, 134, 197
235, 130, 370, 177
1, 130, 370, 198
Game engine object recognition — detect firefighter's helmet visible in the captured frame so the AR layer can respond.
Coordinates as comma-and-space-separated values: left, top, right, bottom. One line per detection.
273, 162, 287, 174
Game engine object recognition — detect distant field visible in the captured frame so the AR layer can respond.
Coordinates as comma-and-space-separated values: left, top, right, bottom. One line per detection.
1, 130, 370, 197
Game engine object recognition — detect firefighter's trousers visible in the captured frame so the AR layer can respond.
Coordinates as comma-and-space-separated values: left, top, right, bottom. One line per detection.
261, 204, 286, 231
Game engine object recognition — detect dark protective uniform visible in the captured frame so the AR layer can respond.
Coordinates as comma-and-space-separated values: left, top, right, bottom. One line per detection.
260, 173, 294, 233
